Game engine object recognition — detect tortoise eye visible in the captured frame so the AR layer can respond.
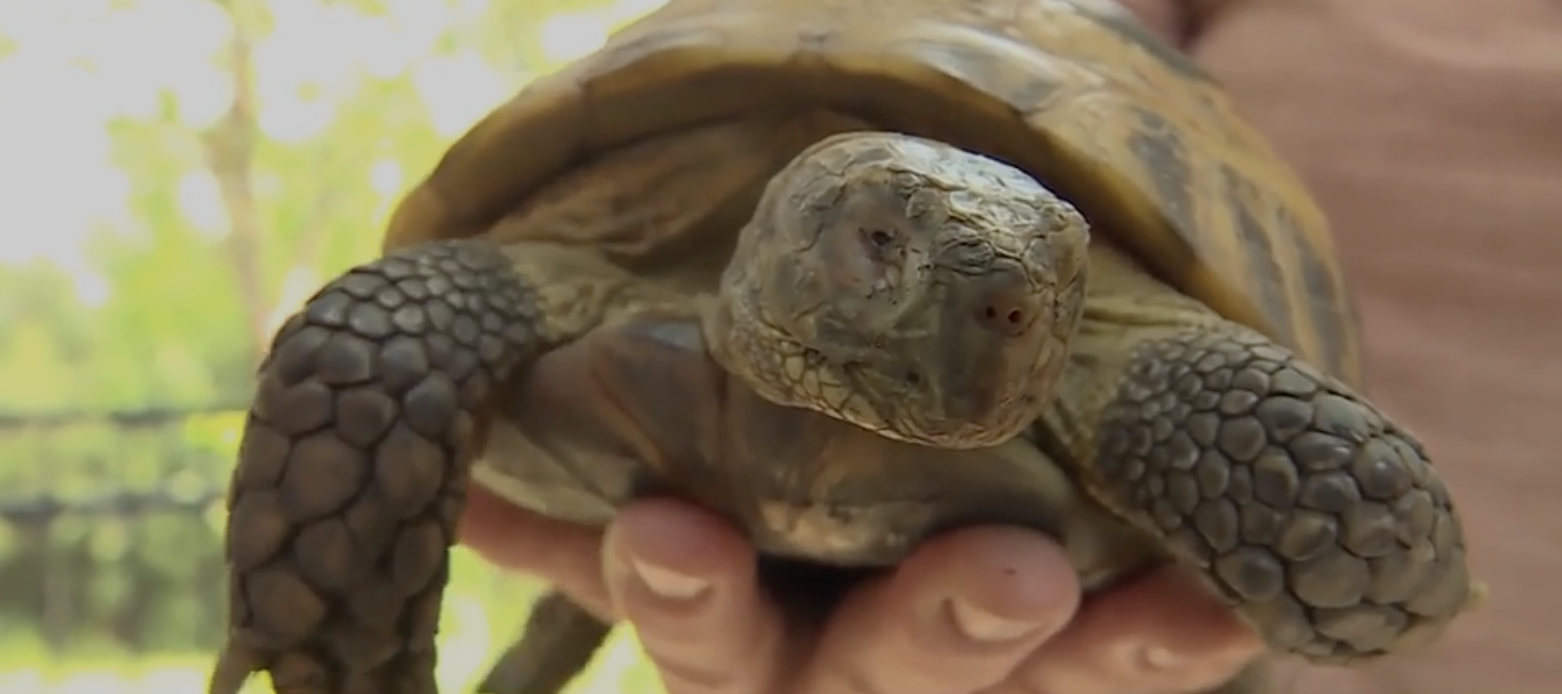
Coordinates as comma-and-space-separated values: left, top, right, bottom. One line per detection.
860, 228, 902, 264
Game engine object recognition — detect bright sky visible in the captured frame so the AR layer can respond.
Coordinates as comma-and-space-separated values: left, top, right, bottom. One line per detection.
0, 0, 664, 305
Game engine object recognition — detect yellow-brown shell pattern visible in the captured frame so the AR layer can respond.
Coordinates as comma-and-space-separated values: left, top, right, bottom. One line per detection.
386, 0, 1363, 386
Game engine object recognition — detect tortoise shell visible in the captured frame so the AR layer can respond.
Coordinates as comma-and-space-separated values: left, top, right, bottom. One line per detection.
384, 0, 1363, 386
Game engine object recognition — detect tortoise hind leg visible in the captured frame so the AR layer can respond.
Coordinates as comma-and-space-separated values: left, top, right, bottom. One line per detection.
475, 591, 611, 694
1083, 320, 1479, 663
212, 239, 575, 694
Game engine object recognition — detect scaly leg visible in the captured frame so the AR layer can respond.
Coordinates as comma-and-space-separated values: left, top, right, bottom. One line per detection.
1048, 292, 1479, 667
1042, 242, 1480, 668
210, 239, 644, 694
1088, 320, 1479, 661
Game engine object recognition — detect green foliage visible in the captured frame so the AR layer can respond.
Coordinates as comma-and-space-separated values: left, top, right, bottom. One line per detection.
0, 0, 669, 691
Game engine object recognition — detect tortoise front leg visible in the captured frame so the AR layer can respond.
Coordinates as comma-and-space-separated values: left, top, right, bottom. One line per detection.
210, 239, 581, 694
1086, 324, 1480, 663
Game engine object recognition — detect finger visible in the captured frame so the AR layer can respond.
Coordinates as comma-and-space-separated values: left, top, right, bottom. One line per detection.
458, 484, 612, 615
1000, 566, 1263, 694
1113, 0, 1192, 46
604, 498, 789, 694
797, 526, 1080, 694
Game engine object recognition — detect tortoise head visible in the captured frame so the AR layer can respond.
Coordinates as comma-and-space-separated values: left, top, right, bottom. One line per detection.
709, 132, 1090, 449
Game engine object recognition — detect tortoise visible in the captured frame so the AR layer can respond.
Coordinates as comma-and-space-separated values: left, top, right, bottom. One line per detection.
208, 0, 1483, 693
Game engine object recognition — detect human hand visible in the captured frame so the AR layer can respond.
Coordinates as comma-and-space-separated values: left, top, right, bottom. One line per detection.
461, 488, 1263, 694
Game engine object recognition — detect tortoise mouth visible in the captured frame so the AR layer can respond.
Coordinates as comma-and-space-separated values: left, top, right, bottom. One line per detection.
708, 286, 1036, 449
836, 359, 903, 438
831, 354, 1025, 449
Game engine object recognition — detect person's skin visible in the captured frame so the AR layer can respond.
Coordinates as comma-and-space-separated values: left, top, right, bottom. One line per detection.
460, 0, 1562, 691
1165, 0, 1562, 692
461, 486, 1262, 694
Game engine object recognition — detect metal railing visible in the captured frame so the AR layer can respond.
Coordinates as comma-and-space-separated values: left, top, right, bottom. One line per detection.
0, 405, 239, 656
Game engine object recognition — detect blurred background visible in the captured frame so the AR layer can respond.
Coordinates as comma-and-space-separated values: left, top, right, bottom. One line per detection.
0, 0, 668, 691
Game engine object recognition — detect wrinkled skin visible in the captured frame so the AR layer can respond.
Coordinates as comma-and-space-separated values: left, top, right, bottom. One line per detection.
709, 134, 1091, 449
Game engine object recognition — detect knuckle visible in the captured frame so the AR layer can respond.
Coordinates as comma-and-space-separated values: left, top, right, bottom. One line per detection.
657, 659, 745, 694
643, 607, 787, 694
800, 662, 885, 694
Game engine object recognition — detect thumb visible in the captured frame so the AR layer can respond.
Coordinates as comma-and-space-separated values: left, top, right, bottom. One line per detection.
458, 484, 612, 614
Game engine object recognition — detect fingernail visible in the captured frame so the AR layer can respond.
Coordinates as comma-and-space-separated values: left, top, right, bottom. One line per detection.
948, 596, 1041, 642
1138, 644, 1181, 670
631, 559, 711, 600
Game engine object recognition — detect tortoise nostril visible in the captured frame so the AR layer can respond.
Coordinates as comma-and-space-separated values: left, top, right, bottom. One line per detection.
975, 297, 1032, 337
983, 306, 1024, 324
